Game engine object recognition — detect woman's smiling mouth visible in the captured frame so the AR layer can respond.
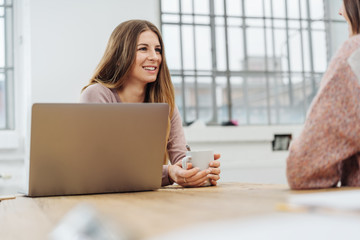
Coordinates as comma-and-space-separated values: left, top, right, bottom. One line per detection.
143, 66, 157, 71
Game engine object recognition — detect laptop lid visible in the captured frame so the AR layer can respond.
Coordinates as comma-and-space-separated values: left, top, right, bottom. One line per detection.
28, 103, 168, 197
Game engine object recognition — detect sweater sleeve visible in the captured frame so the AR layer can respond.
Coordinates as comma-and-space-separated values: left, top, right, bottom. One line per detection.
286, 40, 360, 189
161, 106, 187, 186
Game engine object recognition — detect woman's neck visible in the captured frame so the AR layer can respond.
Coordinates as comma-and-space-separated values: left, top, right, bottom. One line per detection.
117, 82, 147, 103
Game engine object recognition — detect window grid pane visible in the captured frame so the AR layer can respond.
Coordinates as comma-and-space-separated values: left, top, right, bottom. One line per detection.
0, 0, 14, 130
0, 73, 5, 128
161, 0, 346, 125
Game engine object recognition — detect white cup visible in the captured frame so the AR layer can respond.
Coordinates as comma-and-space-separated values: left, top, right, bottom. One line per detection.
182, 150, 213, 186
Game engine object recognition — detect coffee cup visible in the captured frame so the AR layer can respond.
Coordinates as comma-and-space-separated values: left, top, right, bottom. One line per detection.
182, 150, 213, 186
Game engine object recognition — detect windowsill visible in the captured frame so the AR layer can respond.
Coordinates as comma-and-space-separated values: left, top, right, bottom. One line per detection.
0, 130, 20, 149
183, 124, 304, 143
0, 125, 304, 147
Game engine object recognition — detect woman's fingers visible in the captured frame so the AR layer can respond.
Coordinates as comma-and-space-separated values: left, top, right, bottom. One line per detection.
180, 166, 200, 178
210, 179, 218, 186
183, 169, 208, 182
208, 173, 220, 186
185, 162, 193, 170
208, 173, 220, 181
172, 164, 200, 185
209, 167, 221, 175
181, 170, 220, 187
192, 177, 210, 187
209, 160, 220, 168
184, 174, 210, 187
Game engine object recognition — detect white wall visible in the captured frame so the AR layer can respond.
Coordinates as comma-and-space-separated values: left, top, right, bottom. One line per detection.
28, 0, 160, 104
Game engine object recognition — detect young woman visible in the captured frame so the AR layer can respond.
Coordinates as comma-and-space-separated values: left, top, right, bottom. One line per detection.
80, 20, 221, 187
286, 0, 360, 189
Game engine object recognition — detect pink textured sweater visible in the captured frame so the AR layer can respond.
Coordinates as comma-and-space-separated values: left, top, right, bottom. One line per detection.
287, 35, 360, 189
80, 83, 187, 186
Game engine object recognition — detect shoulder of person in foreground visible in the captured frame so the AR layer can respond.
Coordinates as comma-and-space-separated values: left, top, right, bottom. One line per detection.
334, 34, 360, 61
286, 35, 360, 190
79, 83, 117, 103
320, 34, 360, 88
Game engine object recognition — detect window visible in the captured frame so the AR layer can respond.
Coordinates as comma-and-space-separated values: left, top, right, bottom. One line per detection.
0, 0, 14, 130
160, 0, 346, 125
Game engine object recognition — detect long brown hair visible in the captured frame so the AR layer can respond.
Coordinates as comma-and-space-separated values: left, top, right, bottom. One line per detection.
83, 20, 175, 163
344, 0, 360, 35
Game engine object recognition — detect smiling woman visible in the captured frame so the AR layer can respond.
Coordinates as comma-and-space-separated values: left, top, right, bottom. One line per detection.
80, 19, 221, 188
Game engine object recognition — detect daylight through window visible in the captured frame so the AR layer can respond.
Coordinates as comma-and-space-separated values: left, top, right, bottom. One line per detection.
0, 0, 14, 130
161, 0, 346, 125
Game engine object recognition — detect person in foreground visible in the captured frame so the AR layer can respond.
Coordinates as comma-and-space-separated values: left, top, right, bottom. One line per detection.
80, 20, 220, 187
287, 0, 360, 189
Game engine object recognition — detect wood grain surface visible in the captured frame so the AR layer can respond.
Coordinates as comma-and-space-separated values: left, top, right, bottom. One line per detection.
0, 182, 291, 239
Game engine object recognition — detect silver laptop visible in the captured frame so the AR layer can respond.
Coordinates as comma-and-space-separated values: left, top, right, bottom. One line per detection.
28, 103, 168, 197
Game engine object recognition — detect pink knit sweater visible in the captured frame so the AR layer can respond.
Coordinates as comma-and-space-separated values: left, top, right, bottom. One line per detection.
287, 35, 360, 189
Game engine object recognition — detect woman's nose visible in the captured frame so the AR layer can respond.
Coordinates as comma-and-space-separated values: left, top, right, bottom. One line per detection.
148, 50, 159, 61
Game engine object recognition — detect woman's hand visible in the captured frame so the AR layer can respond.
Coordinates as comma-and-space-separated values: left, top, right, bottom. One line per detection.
168, 160, 211, 187
209, 153, 221, 186
168, 153, 221, 187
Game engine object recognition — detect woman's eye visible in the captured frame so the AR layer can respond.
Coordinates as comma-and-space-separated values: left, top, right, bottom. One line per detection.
138, 47, 147, 51
155, 48, 162, 53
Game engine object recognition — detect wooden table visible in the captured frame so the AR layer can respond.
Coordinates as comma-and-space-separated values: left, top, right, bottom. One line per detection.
0, 182, 300, 239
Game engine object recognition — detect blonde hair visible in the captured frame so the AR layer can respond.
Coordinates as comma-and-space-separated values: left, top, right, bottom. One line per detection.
82, 20, 174, 163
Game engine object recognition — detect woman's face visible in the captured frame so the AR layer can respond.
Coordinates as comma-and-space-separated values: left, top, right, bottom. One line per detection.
128, 30, 162, 85
339, 1, 353, 36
